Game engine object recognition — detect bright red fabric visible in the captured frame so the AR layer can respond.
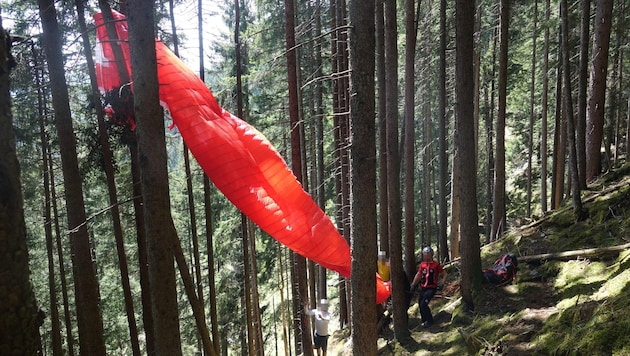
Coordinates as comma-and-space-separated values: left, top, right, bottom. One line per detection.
93, 11, 391, 303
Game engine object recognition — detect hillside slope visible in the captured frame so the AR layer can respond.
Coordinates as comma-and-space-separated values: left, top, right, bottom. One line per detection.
335, 164, 630, 355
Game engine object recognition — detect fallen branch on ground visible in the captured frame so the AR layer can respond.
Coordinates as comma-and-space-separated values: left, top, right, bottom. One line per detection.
518, 242, 630, 263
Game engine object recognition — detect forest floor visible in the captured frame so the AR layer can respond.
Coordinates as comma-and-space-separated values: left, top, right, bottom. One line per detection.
328, 163, 630, 355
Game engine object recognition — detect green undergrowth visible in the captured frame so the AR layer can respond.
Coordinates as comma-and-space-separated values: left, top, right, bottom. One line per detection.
371, 164, 630, 355
536, 250, 630, 355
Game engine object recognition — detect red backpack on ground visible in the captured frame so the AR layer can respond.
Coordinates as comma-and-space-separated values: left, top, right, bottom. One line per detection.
483, 253, 518, 285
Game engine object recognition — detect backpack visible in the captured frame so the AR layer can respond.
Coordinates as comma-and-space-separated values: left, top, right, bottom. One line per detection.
483, 253, 518, 285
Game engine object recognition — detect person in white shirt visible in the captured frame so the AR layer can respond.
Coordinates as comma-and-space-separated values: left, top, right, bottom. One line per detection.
305, 299, 331, 356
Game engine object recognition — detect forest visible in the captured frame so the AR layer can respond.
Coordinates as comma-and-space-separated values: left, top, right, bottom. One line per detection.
0, 0, 628, 355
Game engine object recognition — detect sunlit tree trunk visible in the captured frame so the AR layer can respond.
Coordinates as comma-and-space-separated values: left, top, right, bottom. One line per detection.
526, 0, 538, 217
403, 0, 417, 279
38, 0, 106, 352
491, 0, 508, 241
483, 65, 494, 244
585, 0, 614, 181
438, 0, 449, 261
610, 10, 623, 169
540, 0, 551, 214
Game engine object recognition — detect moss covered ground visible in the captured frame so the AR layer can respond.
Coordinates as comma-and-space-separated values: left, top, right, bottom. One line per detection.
331, 164, 630, 355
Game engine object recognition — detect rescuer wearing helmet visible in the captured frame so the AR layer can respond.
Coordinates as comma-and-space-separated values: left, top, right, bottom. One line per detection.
410, 246, 447, 328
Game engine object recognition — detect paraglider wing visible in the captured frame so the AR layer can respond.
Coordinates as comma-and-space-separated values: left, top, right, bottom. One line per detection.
94, 11, 392, 302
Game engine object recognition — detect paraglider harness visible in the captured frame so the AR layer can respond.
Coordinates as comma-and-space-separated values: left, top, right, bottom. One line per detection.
483, 253, 518, 285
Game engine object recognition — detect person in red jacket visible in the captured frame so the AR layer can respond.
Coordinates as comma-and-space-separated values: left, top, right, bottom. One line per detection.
410, 246, 447, 328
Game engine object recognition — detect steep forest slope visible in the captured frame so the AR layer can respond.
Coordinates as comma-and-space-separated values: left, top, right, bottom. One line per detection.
334, 163, 630, 355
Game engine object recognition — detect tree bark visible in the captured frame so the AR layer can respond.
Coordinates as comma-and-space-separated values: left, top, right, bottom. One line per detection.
455, 0, 482, 312
403, 0, 418, 279
540, 0, 551, 214
576, 0, 591, 188
560, 0, 585, 219
35, 41, 63, 356
491, 0, 508, 241
551, 26, 566, 210
0, 26, 42, 356
348, 1, 377, 353
438, 0, 449, 261
376, 0, 389, 255
284, 0, 313, 353
76, 2, 141, 353
519, 243, 630, 262
38, 0, 106, 352
385, 0, 409, 339
127, 1, 183, 353
526, 0, 538, 217
585, 0, 614, 181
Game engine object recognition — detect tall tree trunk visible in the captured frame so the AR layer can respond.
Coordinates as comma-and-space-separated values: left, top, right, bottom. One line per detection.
376, 0, 389, 255
168, 6, 207, 350
35, 42, 63, 356
75, 2, 142, 353
284, 0, 313, 353
242, 217, 256, 355
551, 26, 566, 210
610, 7, 623, 169
585, 0, 614, 181
277, 244, 291, 355
38, 0, 106, 352
348, 2, 377, 353
484, 65, 494, 244
204, 176, 220, 356
485, 27, 498, 243
49, 148, 75, 356
97, 3, 157, 353
627, 94, 630, 160
540, 0, 551, 214
127, 1, 183, 353
438, 0, 449, 261
403, 0, 418, 279
526, 0, 538, 217
385, 0, 409, 339
576, 0, 590, 188
560, 0, 586, 219
197, 0, 221, 353
0, 26, 42, 355
314, 0, 328, 302
491, 0, 508, 241
456, 0, 482, 312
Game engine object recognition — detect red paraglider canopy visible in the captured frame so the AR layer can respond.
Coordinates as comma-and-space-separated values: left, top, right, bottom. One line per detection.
93, 11, 391, 304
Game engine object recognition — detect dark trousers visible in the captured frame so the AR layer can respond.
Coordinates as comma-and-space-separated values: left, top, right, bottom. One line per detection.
418, 288, 437, 323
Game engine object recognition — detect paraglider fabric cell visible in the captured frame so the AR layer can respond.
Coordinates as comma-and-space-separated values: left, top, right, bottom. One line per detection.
93, 11, 391, 304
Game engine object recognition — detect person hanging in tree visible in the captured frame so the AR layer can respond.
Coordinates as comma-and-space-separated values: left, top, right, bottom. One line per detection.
410, 246, 448, 328
305, 299, 331, 356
